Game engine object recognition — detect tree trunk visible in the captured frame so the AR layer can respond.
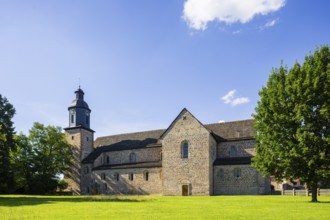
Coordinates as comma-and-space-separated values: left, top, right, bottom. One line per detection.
311, 183, 318, 202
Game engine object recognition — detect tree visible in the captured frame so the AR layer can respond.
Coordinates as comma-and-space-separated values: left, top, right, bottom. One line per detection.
0, 94, 16, 193
253, 45, 330, 202
14, 123, 72, 194
12, 133, 35, 193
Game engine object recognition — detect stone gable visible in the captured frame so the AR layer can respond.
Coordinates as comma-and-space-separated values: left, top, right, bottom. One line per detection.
161, 110, 214, 195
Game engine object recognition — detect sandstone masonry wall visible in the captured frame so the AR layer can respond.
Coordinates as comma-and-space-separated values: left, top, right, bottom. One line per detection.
162, 111, 212, 196
84, 168, 162, 195
65, 128, 94, 195
217, 140, 256, 158
93, 147, 162, 168
213, 164, 270, 195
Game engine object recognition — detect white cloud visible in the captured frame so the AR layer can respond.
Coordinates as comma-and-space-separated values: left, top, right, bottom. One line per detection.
231, 97, 250, 106
259, 18, 279, 30
221, 89, 236, 104
218, 120, 225, 123
182, 0, 286, 30
232, 29, 242, 34
265, 18, 279, 27
221, 90, 250, 106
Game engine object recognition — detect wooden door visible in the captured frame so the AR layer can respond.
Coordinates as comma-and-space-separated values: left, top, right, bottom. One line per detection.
182, 185, 189, 196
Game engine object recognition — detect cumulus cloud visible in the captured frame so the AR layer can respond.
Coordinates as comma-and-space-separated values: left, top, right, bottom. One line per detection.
221, 90, 250, 106
182, 0, 286, 30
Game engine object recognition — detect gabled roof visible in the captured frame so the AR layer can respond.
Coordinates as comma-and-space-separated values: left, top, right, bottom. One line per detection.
94, 129, 164, 147
82, 129, 164, 164
205, 119, 255, 141
159, 108, 211, 140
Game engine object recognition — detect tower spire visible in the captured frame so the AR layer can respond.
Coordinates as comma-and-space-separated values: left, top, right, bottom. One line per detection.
68, 87, 91, 129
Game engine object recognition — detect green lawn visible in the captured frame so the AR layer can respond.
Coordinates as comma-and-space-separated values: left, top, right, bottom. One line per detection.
0, 195, 329, 220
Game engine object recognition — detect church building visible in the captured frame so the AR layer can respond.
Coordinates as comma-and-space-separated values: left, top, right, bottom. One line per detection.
64, 87, 271, 195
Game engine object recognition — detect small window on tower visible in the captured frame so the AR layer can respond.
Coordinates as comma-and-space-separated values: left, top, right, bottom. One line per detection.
71, 136, 74, 140
86, 137, 89, 142
71, 114, 74, 123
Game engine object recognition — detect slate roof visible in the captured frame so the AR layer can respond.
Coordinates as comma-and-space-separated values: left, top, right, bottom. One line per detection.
213, 157, 252, 165
205, 119, 255, 141
94, 129, 164, 147
92, 161, 162, 170
82, 119, 255, 164
82, 129, 164, 164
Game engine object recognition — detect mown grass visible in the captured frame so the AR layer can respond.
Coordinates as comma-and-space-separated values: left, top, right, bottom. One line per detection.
0, 195, 329, 220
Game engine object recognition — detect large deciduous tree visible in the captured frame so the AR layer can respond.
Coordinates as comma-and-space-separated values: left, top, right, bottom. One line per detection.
29, 123, 72, 194
0, 95, 16, 193
14, 123, 72, 194
253, 46, 330, 202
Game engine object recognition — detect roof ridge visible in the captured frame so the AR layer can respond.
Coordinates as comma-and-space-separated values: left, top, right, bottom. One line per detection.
96, 119, 255, 140
205, 119, 254, 126
96, 128, 165, 140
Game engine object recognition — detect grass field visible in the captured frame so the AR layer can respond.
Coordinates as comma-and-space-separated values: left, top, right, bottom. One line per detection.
0, 195, 329, 220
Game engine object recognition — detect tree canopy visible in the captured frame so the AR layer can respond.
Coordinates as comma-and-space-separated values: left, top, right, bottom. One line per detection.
0, 93, 72, 194
0, 95, 16, 193
14, 123, 72, 194
253, 45, 330, 202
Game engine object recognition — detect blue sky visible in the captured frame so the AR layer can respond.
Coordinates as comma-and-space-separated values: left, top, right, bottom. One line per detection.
1, 0, 329, 138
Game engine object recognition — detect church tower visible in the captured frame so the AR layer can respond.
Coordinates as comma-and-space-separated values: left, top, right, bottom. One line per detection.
64, 87, 94, 194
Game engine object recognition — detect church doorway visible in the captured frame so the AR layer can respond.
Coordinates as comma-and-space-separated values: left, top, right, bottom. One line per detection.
182, 185, 189, 196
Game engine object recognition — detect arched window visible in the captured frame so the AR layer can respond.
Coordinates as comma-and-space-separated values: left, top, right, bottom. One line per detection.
229, 146, 237, 157
129, 152, 136, 163
218, 168, 224, 179
144, 170, 149, 181
84, 166, 89, 174
129, 173, 134, 181
234, 168, 241, 179
181, 141, 189, 159
106, 156, 110, 164
101, 173, 106, 180
114, 173, 119, 181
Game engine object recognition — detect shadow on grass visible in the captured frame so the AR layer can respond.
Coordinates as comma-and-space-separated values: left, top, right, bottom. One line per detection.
0, 195, 152, 207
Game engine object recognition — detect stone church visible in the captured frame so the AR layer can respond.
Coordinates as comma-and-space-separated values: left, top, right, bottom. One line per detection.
64, 87, 271, 196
